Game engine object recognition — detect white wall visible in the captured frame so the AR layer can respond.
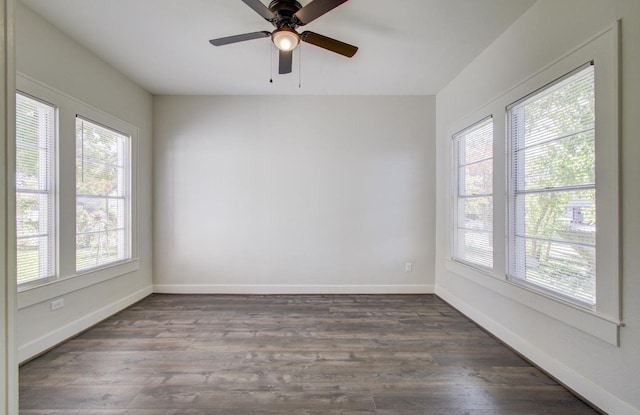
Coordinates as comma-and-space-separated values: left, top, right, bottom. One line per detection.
435, 1, 640, 414
154, 95, 435, 293
15, 2, 153, 362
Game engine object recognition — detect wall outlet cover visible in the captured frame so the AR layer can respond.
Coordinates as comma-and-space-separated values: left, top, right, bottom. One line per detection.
50, 298, 64, 311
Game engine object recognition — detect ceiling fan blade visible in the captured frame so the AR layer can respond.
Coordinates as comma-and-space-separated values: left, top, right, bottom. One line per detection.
279, 50, 293, 74
209, 31, 271, 46
294, 0, 348, 25
300, 31, 358, 57
241, 0, 276, 21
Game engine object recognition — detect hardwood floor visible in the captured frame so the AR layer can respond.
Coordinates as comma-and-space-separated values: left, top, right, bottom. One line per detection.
19, 294, 599, 414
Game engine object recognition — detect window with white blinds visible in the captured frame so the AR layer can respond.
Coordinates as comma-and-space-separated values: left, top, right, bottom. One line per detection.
16, 93, 56, 286
508, 63, 596, 306
76, 117, 130, 271
453, 117, 493, 269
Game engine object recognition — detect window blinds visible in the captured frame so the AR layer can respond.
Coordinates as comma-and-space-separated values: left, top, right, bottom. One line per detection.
16, 93, 56, 285
76, 117, 130, 271
453, 117, 493, 269
508, 64, 596, 305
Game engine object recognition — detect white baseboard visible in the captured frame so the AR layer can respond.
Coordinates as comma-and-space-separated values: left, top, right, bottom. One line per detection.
18, 285, 153, 363
436, 285, 639, 415
153, 284, 434, 295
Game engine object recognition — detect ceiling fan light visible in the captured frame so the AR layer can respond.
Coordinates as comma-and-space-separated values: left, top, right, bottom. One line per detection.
272, 27, 300, 52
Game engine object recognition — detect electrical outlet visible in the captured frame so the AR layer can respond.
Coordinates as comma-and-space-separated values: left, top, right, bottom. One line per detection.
405, 262, 413, 272
50, 298, 64, 311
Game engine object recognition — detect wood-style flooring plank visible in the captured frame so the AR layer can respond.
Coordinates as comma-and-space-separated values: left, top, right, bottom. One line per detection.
19, 294, 599, 414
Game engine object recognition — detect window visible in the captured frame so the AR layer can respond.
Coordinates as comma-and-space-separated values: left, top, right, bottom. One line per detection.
76, 117, 130, 271
453, 117, 493, 269
16, 75, 140, 308
16, 93, 56, 286
445, 27, 618, 343
508, 64, 596, 306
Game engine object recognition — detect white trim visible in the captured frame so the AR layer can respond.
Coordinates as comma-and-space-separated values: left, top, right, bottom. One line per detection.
17, 258, 139, 309
18, 285, 152, 363
445, 259, 619, 345
2, 0, 17, 413
441, 22, 621, 345
153, 284, 434, 295
506, 63, 597, 307
74, 116, 132, 273
15, 73, 142, 309
451, 116, 494, 270
500, 23, 620, 323
16, 74, 139, 134
436, 285, 639, 415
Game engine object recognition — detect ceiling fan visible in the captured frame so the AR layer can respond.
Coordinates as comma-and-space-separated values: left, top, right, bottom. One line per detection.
209, 0, 358, 74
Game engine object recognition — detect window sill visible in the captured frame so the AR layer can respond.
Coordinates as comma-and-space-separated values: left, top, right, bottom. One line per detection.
17, 258, 140, 310
444, 259, 620, 346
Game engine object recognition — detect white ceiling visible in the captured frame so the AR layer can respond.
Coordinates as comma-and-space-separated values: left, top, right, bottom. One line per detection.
20, 0, 535, 95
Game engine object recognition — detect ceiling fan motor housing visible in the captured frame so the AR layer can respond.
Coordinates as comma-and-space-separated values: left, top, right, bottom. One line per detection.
268, 0, 303, 28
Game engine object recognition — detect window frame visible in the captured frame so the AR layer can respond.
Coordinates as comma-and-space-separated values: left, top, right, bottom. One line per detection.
16, 74, 139, 303
506, 63, 597, 308
75, 115, 132, 272
15, 91, 58, 288
444, 23, 620, 345
452, 116, 494, 271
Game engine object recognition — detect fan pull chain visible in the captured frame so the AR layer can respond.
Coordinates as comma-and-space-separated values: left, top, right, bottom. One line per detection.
298, 44, 302, 88
269, 43, 273, 83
